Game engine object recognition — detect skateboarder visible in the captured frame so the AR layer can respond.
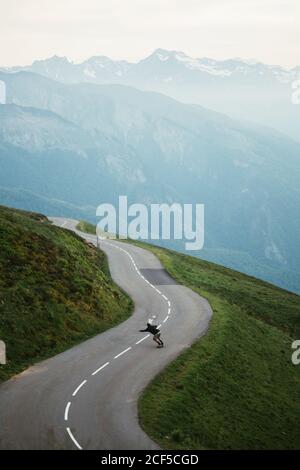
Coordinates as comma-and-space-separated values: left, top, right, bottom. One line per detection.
139, 321, 164, 348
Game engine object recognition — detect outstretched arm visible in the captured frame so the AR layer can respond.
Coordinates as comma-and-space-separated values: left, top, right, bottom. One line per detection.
139, 328, 148, 332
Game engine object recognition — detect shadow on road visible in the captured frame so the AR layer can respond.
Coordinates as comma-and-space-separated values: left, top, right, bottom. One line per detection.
140, 268, 178, 286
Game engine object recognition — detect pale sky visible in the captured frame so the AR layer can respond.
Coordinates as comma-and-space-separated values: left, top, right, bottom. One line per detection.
1, 0, 299, 69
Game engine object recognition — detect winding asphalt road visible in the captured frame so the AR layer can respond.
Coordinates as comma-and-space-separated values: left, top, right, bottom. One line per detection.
0, 218, 212, 450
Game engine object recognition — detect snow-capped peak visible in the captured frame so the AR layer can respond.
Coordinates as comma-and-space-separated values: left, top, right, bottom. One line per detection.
144, 49, 296, 80
152, 48, 172, 61
151, 49, 233, 76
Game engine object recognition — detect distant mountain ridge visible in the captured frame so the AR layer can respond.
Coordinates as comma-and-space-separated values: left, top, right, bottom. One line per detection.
2, 48, 299, 142
3, 49, 298, 83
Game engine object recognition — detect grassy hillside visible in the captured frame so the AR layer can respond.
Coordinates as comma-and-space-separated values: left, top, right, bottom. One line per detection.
76, 220, 97, 235
0, 207, 132, 381
75, 221, 300, 449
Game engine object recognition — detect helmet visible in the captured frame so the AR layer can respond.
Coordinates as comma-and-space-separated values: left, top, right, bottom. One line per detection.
148, 315, 156, 324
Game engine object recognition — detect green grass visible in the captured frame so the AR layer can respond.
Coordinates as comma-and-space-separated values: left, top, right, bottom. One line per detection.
49, 220, 300, 448
0, 207, 133, 381
76, 220, 96, 235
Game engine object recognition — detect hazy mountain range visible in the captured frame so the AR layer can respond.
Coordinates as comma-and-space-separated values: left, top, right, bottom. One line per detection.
2, 49, 300, 142
0, 69, 299, 293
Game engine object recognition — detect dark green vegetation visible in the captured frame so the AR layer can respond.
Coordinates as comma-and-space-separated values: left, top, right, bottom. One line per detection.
136, 245, 300, 449
0, 207, 132, 381
76, 220, 96, 235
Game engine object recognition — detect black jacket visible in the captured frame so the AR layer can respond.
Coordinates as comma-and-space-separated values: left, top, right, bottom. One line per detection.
140, 323, 160, 335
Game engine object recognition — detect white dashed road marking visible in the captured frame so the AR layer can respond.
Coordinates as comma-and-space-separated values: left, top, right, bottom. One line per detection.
66, 427, 82, 450
136, 335, 150, 345
72, 380, 87, 397
64, 402, 71, 421
91, 362, 110, 376
114, 347, 132, 359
